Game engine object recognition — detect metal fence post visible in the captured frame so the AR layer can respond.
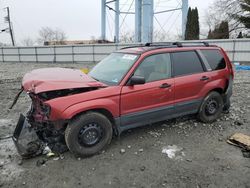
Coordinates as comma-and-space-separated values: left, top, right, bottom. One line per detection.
232, 39, 236, 63
92, 45, 95, 64
53, 46, 56, 63
1, 47, 4, 62
72, 46, 74, 63
35, 47, 38, 63
18, 47, 21, 62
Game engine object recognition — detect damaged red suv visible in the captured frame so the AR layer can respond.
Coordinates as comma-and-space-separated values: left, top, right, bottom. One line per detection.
12, 42, 234, 158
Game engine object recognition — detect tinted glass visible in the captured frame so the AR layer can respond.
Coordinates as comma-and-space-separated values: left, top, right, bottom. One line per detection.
134, 53, 171, 82
201, 50, 226, 70
172, 51, 204, 77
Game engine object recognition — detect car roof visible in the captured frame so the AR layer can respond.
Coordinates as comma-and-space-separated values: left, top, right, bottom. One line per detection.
117, 42, 220, 55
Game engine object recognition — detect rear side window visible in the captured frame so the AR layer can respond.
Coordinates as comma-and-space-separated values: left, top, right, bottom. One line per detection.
172, 51, 204, 77
201, 50, 226, 70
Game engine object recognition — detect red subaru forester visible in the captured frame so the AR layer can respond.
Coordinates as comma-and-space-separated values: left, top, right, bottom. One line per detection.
12, 42, 234, 158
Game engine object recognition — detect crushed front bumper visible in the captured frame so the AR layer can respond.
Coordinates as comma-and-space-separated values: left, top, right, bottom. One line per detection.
12, 114, 45, 158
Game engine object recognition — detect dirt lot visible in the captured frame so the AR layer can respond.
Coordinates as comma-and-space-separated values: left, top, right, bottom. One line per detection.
0, 62, 250, 188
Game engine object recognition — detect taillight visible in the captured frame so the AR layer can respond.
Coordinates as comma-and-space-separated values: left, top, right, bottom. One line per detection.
228, 61, 234, 79
220, 48, 234, 79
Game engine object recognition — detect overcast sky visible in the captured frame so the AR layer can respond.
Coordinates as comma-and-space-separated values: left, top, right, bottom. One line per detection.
0, 0, 215, 45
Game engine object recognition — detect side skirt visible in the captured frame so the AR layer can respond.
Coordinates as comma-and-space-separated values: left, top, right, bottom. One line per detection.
115, 99, 202, 134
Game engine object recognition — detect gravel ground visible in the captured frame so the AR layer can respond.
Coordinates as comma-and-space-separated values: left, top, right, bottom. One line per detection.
0, 63, 250, 188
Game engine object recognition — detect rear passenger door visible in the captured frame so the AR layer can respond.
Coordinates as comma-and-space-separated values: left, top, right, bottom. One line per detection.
172, 50, 208, 114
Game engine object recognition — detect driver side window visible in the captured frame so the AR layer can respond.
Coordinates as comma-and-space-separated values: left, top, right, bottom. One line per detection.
134, 53, 171, 83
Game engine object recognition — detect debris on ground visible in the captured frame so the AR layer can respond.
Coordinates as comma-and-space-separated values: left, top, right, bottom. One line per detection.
42, 146, 52, 155
227, 133, 250, 158
36, 159, 46, 167
162, 145, 185, 160
17, 159, 23, 166
148, 131, 161, 138
120, 149, 126, 154
46, 152, 56, 158
140, 166, 146, 171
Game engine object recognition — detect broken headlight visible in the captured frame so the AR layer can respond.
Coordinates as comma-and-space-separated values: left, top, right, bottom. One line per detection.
41, 103, 51, 118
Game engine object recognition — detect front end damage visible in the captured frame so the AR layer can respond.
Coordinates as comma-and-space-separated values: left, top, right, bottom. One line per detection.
11, 68, 106, 158
13, 88, 100, 158
12, 92, 69, 158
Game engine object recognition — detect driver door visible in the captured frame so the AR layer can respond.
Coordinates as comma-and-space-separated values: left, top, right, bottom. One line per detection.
120, 53, 175, 129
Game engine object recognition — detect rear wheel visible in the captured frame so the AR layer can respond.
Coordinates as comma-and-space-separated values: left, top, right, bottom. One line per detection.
65, 112, 113, 157
198, 91, 223, 123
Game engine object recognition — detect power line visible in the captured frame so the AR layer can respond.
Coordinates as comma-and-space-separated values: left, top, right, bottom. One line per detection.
154, 15, 167, 34
166, 10, 181, 36
119, 0, 134, 30
107, 10, 114, 40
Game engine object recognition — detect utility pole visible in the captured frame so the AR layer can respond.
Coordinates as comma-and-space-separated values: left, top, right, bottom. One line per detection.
101, 0, 106, 41
114, 0, 119, 43
182, 0, 189, 40
5, 7, 15, 46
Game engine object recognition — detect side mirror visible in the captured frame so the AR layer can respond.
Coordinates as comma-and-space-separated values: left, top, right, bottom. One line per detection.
129, 75, 145, 86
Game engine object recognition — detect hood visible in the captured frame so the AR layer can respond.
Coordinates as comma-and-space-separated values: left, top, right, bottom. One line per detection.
22, 68, 107, 94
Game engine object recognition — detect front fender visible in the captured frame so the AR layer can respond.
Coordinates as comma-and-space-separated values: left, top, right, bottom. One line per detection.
61, 98, 119, 120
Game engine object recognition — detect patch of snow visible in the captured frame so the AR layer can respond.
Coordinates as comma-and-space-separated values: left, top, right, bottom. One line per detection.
162, 145, 185, 160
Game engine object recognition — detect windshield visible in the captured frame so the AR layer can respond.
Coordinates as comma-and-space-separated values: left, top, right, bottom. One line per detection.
88, 53, 139, 85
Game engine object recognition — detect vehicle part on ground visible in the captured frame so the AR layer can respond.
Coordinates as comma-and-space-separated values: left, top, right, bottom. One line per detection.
65, 112, 113, 157
9, 88, 23, 109
197, 91, 223, 123
12, 114, 44, 158
227, 133, 250, 158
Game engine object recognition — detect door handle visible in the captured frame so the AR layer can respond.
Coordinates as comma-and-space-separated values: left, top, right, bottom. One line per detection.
159, 83, 171, 88
200, 76, 209, 81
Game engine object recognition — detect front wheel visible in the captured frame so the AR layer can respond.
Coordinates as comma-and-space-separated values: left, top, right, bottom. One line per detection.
65, 112, 113, 157
198, 91, 223, 123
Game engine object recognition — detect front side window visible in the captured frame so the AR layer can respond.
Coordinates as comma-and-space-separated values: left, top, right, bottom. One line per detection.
88, 53, 138, 85
201, 49, 226, 70
172, 51, 204, 77
134, 53, 171, 83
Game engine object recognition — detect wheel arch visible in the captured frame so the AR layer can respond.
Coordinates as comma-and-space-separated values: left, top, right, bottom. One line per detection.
209, 87, 224, 95
67, 108, 118, 133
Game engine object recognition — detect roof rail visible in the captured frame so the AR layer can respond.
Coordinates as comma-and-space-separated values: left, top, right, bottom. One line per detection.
121, 41, 211, 50
145, 42, 172, 47
146, 41, 210, 47
121, 44, 144, 50
172, 41, 210, 47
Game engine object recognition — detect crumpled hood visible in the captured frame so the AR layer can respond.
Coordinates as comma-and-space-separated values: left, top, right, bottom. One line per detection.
22, 68, 106, 94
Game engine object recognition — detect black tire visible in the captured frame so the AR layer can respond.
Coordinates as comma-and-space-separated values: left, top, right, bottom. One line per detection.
198, 91, 223, 123
65, 112, 113, 157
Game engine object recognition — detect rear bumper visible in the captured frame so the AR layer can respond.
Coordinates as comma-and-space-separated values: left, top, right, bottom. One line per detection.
224, 76, 233, 103
12, 114, 44, 158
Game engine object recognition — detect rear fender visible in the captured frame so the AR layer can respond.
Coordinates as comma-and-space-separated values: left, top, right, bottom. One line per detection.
201, 78, 226, 97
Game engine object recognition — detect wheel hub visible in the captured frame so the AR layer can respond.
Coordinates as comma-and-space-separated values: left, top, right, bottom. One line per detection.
78, 123, 102, 146
205, 99, 218, 115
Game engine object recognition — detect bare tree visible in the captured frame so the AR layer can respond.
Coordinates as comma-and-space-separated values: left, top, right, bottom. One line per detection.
119, 31, 135, 43
205, 0, 246, 37
37, 27, 67, 45
21, 37, 35, 46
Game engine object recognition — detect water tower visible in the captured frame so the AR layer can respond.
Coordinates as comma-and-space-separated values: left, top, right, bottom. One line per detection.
101, 0, 188, 43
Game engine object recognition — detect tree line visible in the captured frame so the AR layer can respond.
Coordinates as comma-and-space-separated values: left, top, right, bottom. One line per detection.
185, 0, 250, 40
